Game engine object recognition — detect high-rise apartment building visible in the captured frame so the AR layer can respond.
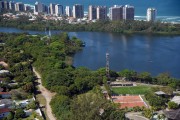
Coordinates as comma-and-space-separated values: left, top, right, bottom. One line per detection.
9, 1, 15, 11
24, 5, 31, 11
4, 1, 9, 10
34, 2, 43, 14
50, 3, 55, 15
15, 2, 24, 11
123, 5, 134, 20
147, 8, 156, 22
55, 4, 63, 16
97, 6, 107, 20
65, 6, 72, 17
0, 1, 2, 12
88, 5, 97, 20
73, 4, 84, 18
109, 5, 123, 21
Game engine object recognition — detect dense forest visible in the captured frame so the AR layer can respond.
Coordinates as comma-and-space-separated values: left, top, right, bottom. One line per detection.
0, 15, 180, 35
1, 32, 180, 120
0, 32, 126, 120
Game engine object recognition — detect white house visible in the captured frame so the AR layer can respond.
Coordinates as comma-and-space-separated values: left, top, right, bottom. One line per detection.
15, 98, 34, 108
0, 99, 13, 108
0, 108, 11, 118
0, 70, 9, 74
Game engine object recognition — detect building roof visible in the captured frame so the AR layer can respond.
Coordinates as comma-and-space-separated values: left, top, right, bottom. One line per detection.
0, 70, 9, 74
0, 92, 11, 95
155, 91, 166, 95
171, 96, 180, 105
0, 108, 11, 114
0, 99, 13, 105
164, 109, 180, 120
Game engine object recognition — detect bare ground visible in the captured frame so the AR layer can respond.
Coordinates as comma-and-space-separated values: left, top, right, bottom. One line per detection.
33, 67, 56, 120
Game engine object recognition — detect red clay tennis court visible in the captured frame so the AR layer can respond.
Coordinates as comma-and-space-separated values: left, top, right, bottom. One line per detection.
112, 95, 148, 109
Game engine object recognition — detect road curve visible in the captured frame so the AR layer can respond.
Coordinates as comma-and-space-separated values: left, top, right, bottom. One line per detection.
33, 67, 56, 120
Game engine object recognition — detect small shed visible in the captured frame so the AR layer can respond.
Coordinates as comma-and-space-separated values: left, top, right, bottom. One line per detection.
155, 91, 166, 97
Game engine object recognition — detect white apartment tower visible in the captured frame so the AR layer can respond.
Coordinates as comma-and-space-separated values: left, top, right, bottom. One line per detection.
55, 4, 64, 16
147, 8, 156, 22
9, 1, 15, 11
109, 5, 123, 21
73, 4, 84, 18
65, 6, 72, 17
15, 2, 24, 11
4, 1, 9, 10
97, 6, 107, 20
50, 3, 55, 15
88, 5, 97, 20
123, 5, 134, 20
34, 2, 43, 14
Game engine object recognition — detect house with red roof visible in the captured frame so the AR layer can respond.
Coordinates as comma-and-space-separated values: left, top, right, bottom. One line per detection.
0, 108, 11, 118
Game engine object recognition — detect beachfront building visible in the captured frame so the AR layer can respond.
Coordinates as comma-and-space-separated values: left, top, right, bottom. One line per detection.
65, 6, 72, 17
123, 5, 134, 20
88, 5, 97, 20
3, 1, 9, 10
109, 5, 123, 21
50, 3, 55, 15
97, 6, 107, 20
147, 8, 156, 22
55, 4, 64, 16
34, 2, 43, 14
15, 2, 24, 11
9, 1, 15, 11
73, 4, 84, 18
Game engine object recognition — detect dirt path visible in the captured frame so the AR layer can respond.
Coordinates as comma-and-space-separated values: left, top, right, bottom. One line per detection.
33, 67, 56, 120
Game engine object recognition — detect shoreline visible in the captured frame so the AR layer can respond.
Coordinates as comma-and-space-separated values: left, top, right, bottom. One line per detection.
0, 26, 180, 36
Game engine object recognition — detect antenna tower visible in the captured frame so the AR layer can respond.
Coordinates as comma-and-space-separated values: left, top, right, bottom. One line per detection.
106, 52, 110, 78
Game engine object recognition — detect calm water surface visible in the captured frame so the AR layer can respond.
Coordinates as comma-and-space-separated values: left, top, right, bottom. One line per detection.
0, 27, 180, 78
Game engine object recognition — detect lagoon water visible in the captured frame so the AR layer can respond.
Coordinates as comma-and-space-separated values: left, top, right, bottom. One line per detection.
0, 27, 180, 78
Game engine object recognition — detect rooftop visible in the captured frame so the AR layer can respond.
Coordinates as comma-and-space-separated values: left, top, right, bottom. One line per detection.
155, 91, 166, 95
0, 99, 13, 105
171, 96, 180, 105
0, 108, 11, 114
0, 92, 10, 95
164, 109, 180, 120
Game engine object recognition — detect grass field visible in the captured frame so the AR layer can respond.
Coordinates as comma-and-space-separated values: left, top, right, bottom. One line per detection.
112, 85, 151, 95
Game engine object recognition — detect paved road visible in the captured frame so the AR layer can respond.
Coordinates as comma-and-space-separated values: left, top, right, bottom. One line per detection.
33, 67, 56, 120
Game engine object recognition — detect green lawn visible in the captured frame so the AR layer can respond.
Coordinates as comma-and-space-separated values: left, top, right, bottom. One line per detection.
112, 85, 151, 95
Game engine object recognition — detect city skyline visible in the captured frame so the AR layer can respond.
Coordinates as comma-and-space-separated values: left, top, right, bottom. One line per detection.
0, 0, 180, 23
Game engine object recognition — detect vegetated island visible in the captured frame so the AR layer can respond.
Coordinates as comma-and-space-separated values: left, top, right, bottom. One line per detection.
0, 32, 180, 120
0, 15, 180, 35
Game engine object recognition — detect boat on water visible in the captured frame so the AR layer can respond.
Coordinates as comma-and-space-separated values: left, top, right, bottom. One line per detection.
81, 42, 86, 47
